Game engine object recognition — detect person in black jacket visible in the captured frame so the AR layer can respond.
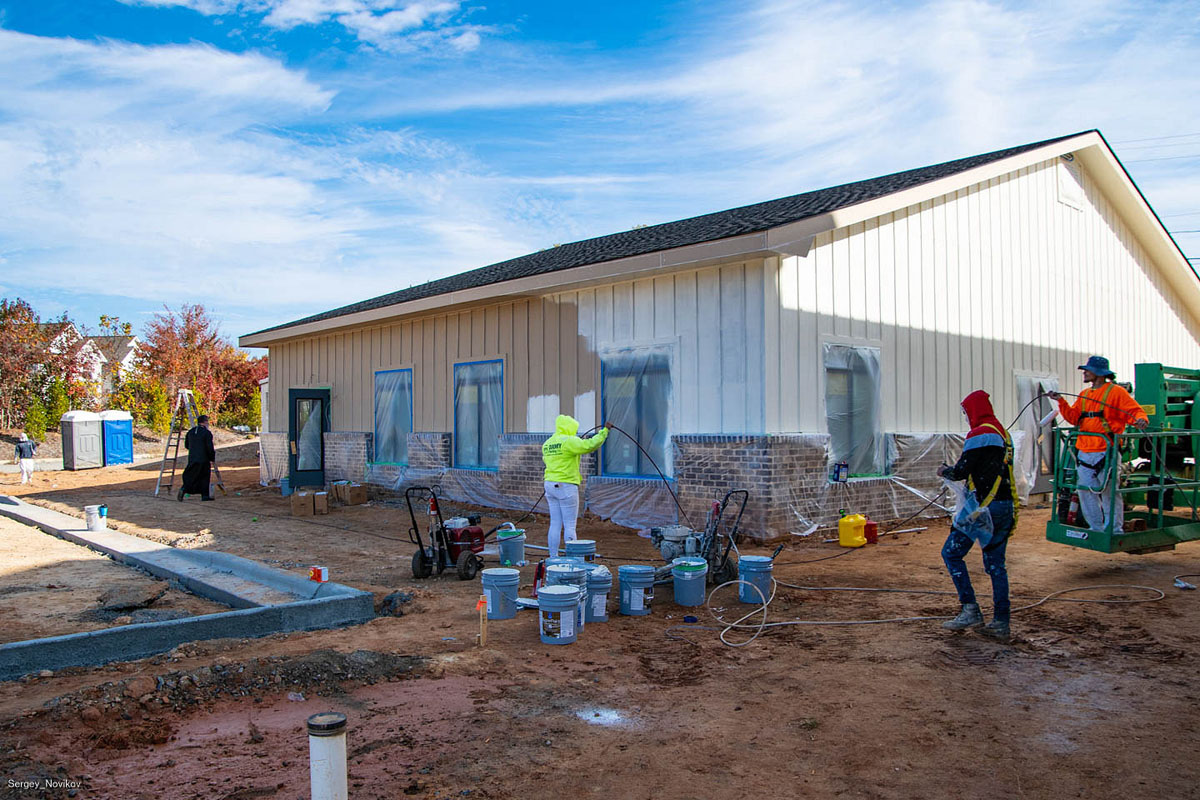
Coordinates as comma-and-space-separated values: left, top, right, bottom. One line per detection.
179, 415, 216, 501
937, 390, 1020, 640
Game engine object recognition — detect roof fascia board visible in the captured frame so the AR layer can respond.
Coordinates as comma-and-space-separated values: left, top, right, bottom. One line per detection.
826, 133, 1102, 231
239, 232, 773, 347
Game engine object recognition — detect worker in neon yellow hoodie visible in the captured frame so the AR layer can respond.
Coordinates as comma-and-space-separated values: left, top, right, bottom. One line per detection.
542, 415, 609, 556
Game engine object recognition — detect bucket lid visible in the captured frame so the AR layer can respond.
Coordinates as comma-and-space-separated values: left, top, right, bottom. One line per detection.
618, 564, 655, 574
672, 557, 708, 571
566, 539, 595, 547
740, 555, 773, 564
481, 567, 520, 577
497, 529, 525, 539
546, 564, 583, 576
538, 585, 579, 598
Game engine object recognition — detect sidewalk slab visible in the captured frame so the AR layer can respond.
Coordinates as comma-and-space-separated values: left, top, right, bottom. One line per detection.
0, 496, 375, 680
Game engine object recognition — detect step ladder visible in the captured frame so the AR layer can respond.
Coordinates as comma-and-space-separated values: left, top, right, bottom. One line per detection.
154, 390, 226, 497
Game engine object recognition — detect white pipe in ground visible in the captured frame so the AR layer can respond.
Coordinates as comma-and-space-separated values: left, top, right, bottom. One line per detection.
307, 711, 348, 800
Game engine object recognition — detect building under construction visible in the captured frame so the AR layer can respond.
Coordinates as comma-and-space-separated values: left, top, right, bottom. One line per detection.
239, 130, 1200, 538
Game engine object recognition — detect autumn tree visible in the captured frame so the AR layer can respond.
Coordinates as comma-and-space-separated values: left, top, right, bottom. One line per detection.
0, 298, 83, 429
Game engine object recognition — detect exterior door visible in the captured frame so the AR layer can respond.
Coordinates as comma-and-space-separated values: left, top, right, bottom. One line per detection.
289, 388, 330, 488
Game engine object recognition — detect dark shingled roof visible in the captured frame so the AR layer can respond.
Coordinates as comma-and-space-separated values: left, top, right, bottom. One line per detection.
251, 131, 1089, 337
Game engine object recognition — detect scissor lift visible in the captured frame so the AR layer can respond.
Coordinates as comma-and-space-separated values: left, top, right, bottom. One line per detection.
1046, 363, 1200, 554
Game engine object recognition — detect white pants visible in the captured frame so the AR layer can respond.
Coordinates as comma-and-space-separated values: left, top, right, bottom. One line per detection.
19, 459, 34, 485
1077, 450, 1123, 532
545, 481, 580, 557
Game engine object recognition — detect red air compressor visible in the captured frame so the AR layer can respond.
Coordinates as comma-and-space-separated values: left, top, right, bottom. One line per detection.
405, 487, 486, 580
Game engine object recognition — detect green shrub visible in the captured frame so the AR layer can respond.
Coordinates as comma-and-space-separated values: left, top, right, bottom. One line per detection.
24, 397, 48, 442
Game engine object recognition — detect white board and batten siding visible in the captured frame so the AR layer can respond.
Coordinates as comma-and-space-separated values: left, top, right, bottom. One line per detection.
765, 156, 1200, 434
266, 260, 768, 436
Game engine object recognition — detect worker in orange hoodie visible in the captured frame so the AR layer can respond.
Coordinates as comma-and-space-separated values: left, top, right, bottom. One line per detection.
1048, 355, 1148, 532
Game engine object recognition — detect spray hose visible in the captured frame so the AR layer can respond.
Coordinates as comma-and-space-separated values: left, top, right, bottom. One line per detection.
694, 577, 1168, 648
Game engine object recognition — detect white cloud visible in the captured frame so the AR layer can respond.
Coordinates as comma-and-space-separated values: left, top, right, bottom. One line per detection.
119, 0, 483, 51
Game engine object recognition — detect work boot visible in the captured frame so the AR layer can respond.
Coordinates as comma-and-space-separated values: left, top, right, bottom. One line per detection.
980, 619, 1010, 641
942, 603, 983, 631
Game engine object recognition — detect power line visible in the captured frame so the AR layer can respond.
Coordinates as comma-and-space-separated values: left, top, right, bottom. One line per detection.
1169, 229, 1200, 234
1125, 153, 1200, 163
1113, 131, 1200, 144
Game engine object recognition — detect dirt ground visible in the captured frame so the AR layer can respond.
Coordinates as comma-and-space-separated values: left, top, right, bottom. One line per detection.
0, 425, 256, 461
0, 453, 1198, 800
0, 516, 232, 643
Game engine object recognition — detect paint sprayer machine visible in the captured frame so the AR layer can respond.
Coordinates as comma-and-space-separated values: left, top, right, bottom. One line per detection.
649, 489, 748, 584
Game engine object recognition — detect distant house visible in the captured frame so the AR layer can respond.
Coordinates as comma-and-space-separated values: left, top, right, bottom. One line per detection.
35, 324, 140, 402
240, 130, 1200, 538
90, 335, 141, 395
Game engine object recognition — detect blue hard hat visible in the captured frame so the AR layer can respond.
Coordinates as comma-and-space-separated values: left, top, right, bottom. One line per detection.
1078, 355, 1113, 377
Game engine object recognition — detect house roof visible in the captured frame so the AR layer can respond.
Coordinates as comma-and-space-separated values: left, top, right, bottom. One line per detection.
246, 129, 1193, 344
90, 335, 138, 365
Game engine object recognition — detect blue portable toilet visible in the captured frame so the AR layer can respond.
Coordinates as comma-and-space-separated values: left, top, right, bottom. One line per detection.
100, 410, 134, 466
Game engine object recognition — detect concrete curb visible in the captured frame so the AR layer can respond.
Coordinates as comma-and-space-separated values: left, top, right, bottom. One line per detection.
0, 496, 375, 680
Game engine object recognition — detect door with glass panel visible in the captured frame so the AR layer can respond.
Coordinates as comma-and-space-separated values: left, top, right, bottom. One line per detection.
288, 388, 331, 488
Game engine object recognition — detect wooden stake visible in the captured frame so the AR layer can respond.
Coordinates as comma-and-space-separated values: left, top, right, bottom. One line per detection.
476, 595, 487, 647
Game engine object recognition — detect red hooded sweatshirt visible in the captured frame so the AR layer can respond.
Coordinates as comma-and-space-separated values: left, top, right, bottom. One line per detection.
943, 390, 1017, 508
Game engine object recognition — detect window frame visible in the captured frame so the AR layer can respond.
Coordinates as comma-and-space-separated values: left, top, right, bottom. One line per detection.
821, 340, 886, 478
372, 367, 414, 466
452, 358, 505, 471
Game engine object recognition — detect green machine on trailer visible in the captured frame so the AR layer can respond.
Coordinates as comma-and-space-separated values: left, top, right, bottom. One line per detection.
1046, 363, 1200, 554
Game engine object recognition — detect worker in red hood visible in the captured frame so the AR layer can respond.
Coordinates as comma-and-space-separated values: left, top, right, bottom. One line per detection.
936, 390, 1020, 640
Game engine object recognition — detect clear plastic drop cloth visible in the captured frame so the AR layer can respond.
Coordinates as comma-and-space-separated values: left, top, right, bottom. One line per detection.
1014, 374, 1059, 501
584, 476, 679, 529
453, 361, 503, 469
374, 369, 413, 464
823, 344, 886, 476
599, 346, 672, 477
296, 399, 323, 472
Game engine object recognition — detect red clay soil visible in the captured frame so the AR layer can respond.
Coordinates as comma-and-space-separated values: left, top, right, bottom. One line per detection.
1, 456, 1198, 799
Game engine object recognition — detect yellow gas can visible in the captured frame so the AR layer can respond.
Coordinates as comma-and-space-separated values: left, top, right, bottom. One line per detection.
838, 513, 868, 548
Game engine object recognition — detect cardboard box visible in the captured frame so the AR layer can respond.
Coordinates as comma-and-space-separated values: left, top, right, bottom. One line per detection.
290, 490, 313, 517
345, 484, 368, 505
330, 482, 349, 504
313, 491, 329, 515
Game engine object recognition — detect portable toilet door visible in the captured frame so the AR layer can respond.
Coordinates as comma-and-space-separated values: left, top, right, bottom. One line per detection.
60, 411, 103, 470
100, 410, 134, 466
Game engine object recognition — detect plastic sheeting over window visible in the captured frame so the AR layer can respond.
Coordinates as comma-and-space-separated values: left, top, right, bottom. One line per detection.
374, 369, 413, 464
1014, 374, 1059, 501
823, 344, 885, 476
454, 360, 503, 469
296, 398, 323, 472
601, 347, 672, 477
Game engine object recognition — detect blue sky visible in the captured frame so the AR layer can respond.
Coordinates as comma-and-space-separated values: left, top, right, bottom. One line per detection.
1, 0, 1198, 345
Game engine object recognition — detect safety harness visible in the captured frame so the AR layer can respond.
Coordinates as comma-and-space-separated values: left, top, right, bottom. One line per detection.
1076, 384, 1117, 476
966, 421, 1020, 526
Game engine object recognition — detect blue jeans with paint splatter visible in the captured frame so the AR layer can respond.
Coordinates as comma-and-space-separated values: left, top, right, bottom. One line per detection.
942, 500, 1014, 623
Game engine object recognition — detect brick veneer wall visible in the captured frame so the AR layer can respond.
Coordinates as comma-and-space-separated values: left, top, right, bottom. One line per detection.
324, 432, 372, 484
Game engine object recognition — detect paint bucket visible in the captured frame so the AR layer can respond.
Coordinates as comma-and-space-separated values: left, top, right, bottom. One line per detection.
585, 566, 612, 623
538, 585, 580, 645
84, 504, 106, 532
545, 564, 587, 631
497, 529, 527, 566
481, 567, 521, 620
565, 539, 596, 562
738, 555, 774, 604
280, 477, 293, 497
544, 556, 583, 569
671, 557, 708, 607
618, 564, 655, 616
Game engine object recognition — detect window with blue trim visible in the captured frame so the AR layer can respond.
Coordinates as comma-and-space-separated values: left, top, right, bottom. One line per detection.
373, 369, 413, 464
601, 352, 670, 477
453, 360, 503, 469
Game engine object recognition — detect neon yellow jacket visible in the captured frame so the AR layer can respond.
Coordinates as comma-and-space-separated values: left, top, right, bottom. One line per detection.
542, 415, 608, 484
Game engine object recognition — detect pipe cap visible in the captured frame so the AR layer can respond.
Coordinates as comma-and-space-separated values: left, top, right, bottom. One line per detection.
307, 711, 347, 737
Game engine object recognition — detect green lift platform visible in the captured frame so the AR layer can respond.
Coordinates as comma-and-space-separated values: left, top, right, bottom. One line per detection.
1045, 363, 1200, 554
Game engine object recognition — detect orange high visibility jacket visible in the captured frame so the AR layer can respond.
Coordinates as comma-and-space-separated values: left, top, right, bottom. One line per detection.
1057, 383, 1147, 453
